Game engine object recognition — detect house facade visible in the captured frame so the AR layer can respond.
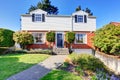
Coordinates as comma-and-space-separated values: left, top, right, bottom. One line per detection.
21, 9, 96, 54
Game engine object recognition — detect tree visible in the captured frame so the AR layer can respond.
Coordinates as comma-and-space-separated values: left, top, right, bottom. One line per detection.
85, 8, 93, 16
75, 6, 93, 16
28, 0, 58, 15
29, 5, 37, 12
93, 24, 120, 55
46, 31, 55, 48
65, 32, 75, 52
13, 31, 34, 49
75, 5, 81, 11
0, 28, 15, 47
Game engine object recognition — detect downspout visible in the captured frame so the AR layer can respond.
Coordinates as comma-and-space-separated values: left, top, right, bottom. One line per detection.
71, 15, 73, 31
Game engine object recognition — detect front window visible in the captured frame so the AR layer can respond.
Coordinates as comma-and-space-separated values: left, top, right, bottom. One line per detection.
34, 14, 42, 21
77, 15, 83, 22
33, 33, 45, 44
75, 34, 87, 44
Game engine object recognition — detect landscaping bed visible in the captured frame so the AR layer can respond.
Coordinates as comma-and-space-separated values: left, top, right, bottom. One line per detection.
0, 53, 50, 80
41, 53, 120, 80
0, 47, 9, 54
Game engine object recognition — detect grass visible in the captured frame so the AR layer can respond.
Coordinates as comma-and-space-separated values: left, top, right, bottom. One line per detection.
0, 53, 50, 80
41, 69, 82, 80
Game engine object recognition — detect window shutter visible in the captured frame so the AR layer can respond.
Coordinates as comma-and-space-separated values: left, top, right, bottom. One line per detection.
32, 14, 35, 22
42, 14, 45, 22
84, 15, 87, 23
75, 15, 77, 23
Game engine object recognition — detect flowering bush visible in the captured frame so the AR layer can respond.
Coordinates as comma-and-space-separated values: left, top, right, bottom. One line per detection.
13, 31, 34, 49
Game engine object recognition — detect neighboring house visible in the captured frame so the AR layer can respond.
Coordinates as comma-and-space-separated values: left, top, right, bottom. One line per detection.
110, 22, 120, 26
21, 9, 96, 54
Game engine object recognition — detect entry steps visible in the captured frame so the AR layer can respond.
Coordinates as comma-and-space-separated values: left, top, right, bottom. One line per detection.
53, 48, 69, 55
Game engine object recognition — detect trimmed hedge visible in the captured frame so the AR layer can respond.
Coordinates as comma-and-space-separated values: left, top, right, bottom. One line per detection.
0, 28, 14, 47
46, 31, 55, 42
65, 32, 75, 44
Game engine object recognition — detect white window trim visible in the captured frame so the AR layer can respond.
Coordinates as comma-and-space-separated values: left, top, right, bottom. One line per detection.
34, 14, 42, 22
75, 33, 87, 44
32, 32, 45, 44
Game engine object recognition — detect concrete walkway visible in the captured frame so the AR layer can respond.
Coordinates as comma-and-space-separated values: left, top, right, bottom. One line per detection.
7, 55, 67, 80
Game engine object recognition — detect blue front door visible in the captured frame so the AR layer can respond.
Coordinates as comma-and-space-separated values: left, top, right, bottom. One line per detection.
57, 33, 63, 48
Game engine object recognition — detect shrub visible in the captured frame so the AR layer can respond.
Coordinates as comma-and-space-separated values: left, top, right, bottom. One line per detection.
69, 53, 106, 72
46, 31, 55, 48
13, 31, 34, 49
0, 28, 14, 47
93, 24, 120, 55
46, 31, 55, 42
65, 32, 75, 44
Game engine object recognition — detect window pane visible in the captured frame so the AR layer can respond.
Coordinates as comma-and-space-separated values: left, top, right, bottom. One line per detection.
35, 14, 41, 21
77, 15, 83, 22
34, 33, 44, 43
76, 34, 86, 43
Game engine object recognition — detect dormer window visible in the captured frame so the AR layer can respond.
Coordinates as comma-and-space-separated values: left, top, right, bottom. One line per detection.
32, 14, 45, 22
77, 15, 83, 22
35, 14, 42, 21
75, 15, 87, 23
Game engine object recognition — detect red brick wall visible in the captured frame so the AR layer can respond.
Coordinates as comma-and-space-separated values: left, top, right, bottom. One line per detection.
27, 42, 49, 49
26, 31, 95, 49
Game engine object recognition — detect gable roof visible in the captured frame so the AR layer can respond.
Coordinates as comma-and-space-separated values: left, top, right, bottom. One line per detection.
30, 9, 47, 14
72, 10, 88, 15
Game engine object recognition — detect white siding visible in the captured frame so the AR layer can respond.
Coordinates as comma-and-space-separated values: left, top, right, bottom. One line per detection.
21, 9, 96, 31
21, 16, 72, 31
72, 17, 96, 31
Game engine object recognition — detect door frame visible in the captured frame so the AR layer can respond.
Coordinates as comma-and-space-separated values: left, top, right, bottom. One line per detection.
56, 32, 64, 48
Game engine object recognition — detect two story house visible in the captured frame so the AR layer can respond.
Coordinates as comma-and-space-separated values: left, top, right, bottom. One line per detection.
21, 9, 96, 54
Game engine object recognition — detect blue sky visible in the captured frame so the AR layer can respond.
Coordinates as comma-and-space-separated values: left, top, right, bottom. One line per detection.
0, 0, 120, 31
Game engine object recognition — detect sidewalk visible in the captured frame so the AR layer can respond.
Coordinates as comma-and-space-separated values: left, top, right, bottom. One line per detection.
7, 55, 67, 80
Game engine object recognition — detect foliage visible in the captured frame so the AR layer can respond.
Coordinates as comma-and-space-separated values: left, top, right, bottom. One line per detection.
41, 69, 82, 80
28, 5, 37, 12
0, 53, 50, 80
15, 49, 52, 54
46, 31, 55, 48
93, 24, 120, 55
0, 28, 15, 47
76, 5, 81, 11
75, 6, 93, 15
85, 8, 93, 16
46, 31, 55, 42
69, 53, 106, 73
0, 47, 8, 55
28, 0, 58, 15
65, 32, 75, 44
13, 31, 34, 49
91, 69, 120, 80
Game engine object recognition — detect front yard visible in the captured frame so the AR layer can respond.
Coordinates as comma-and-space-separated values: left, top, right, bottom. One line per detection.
0, 53, 50, 80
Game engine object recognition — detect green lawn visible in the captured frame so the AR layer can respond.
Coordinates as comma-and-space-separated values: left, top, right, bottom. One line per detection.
41, 69, 82, 80
0, 53, 50, 80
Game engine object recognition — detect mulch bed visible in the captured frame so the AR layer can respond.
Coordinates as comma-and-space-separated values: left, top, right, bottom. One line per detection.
58, 63, 91, 80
